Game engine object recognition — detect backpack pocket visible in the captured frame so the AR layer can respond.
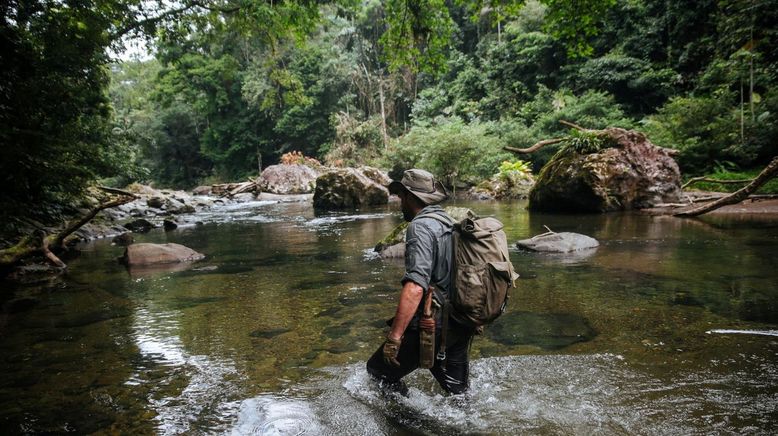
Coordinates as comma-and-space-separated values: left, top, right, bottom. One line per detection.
454, 261, 513, 326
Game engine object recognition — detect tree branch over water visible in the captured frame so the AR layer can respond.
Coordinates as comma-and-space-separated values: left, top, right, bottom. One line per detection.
0, 191, 137, 273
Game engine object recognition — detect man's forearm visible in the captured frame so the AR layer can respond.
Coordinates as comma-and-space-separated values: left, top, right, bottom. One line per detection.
388, 281, 424, 342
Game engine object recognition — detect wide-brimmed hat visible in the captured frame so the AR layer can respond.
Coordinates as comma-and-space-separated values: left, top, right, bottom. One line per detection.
387, 169, 449, 205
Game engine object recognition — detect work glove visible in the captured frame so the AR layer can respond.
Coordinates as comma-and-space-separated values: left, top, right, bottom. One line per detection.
383, 336, 402, 367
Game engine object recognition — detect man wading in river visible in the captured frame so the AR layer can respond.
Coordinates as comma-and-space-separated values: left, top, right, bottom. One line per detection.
367, 169, 475, 395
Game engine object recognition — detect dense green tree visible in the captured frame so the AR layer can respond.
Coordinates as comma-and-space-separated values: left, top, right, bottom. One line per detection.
0, 0, 340, 232
480, 30, 566, 117
563, 53, 676, 116
0, 0, 144, 224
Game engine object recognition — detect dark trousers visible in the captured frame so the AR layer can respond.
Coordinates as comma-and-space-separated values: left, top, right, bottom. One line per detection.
366, 323, 474, 394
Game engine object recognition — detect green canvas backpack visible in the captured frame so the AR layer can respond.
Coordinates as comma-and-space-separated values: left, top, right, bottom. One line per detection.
449, 216, 519, 328
424, 213, 519, 329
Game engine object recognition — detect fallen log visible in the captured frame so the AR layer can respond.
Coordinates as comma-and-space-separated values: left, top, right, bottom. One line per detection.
675, 156, 778, 217
228, 179, 258, 196
212, 179, 259, 197
0, 190, 137, 271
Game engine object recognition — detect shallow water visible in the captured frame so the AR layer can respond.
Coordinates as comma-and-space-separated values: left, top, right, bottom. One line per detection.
1, 199, 777, 434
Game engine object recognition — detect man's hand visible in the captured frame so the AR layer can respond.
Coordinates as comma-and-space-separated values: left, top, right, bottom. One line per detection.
382, 336, 402, 367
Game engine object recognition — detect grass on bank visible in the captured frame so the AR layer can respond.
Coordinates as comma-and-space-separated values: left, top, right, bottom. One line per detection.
685, 168, 778, 194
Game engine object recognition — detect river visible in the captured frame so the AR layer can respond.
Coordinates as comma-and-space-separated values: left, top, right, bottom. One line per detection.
1, 199, 776, 434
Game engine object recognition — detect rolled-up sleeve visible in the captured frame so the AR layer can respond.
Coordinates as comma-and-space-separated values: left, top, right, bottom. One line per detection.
401, 221, 435, 290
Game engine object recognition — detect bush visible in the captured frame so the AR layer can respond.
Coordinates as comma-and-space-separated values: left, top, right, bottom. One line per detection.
686, 165, 778, 195
472, 159, 535, 199
280, 151, 322, 168
384, 117, 515, 186
497, 160, 533, 180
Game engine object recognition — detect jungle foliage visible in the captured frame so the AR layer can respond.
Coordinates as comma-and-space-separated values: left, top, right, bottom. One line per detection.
3, 0, 778, 227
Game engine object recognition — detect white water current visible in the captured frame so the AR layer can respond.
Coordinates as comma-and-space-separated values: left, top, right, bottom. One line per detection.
229, 353, 778, 435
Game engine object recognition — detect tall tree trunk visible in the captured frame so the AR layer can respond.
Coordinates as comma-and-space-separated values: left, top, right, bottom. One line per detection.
741, 75, 745, 144
750, 21, 755, 123
379, 78, 388, 149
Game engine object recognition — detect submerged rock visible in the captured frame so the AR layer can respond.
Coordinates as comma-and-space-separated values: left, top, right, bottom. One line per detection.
313, 168, 389, 209
120, 243, 205, 266
147, 196, 165, 209
529, 128, 681, 212
163, 219, 178, 231
259, 164, 319, 195
112, 232, 134, 246
124, 219, 154, 233
165, 197, 195, 214
486, 311, 597, 350
232, 193, 256, 203
516, 232, 599, 253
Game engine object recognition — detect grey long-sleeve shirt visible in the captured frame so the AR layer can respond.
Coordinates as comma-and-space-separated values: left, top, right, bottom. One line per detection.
401, 205, 454, 300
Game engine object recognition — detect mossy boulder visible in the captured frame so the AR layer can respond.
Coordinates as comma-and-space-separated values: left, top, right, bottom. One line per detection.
469, 173, 535, 200
529, 128, 681, 212
375, 207, 477, 258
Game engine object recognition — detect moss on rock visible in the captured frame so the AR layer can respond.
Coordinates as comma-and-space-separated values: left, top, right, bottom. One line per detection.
529, 128, 681, 212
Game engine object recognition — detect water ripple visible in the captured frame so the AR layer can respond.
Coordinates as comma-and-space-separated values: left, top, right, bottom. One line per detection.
231, 396, 321, 435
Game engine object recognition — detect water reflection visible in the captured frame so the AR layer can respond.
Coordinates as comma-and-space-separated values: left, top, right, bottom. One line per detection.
130, 301, 241, 433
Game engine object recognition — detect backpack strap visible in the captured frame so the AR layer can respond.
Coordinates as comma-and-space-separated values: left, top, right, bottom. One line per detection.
415, 211, 456, 364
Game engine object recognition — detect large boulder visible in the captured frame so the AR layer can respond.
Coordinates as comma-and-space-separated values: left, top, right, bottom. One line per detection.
529, 128, 681, 212
121, 243, 205, 266
313, 168, 389, 209
259, 164, 319, 195
516, 232, 599, 253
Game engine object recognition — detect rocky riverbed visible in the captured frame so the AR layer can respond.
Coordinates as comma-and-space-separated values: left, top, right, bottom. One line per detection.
73, 185, 315, 243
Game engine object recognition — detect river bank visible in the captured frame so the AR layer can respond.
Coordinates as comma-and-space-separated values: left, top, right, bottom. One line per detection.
641, 190, 778, 216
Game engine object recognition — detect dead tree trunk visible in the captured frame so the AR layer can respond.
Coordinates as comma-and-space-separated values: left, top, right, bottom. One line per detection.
675, 156, 778, 217
0, 188, 137, 270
